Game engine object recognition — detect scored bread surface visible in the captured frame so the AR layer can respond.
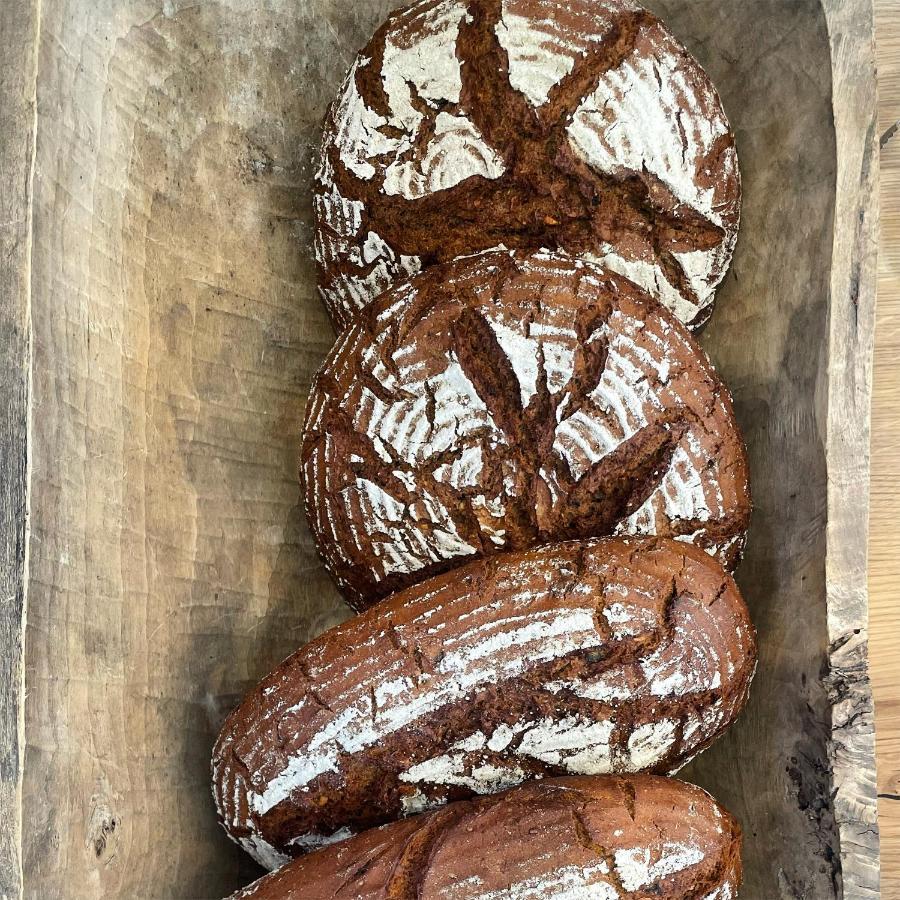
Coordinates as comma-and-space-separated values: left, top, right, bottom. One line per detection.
228, 775, 742, 899
301, 249, 750, 610
314, 0, 741, 331
212, 537, 756, 868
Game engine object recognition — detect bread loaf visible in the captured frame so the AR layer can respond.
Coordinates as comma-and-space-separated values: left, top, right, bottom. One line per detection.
301, 249, 751, 610
227, 775, 742, 899
314, 0, 740, 332
212, 537, 755, 869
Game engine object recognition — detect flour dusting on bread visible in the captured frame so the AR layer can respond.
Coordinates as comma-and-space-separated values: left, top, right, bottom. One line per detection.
301, 249, 750, 609
314, 0, 740, 331
224, 776, 743, 898
212, 538, 755, 866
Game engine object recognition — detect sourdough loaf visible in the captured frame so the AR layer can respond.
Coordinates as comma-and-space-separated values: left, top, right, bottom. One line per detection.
314, 0, 740, 332
301, 249, 751, 610
228, 775, 742, 899
212, 537, 755, 868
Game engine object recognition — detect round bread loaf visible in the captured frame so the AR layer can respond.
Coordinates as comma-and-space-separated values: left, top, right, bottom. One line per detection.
301, 249, 750, 611
212, 537, 756, 869
314, 0, 740, 332
228, 775, 742, 899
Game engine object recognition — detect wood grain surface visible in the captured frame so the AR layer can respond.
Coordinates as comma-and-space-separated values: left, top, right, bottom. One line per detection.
872, 1, 900, 896
0, 4, 40, 897
18, 3, 382, 896
818, 0, 880, 892
0, 1, 883, 897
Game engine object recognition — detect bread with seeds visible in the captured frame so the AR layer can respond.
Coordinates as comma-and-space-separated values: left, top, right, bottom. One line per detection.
301, 249, 750, 611
212, 537, 755, 868
314, 0, 740, 331
226, 775, 743, 899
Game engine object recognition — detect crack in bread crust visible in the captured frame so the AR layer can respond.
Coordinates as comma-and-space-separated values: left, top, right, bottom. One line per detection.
300, 249, 750, 610
225, 776, 743, 899
212, 537, 756, 863
314, 0, 740, 331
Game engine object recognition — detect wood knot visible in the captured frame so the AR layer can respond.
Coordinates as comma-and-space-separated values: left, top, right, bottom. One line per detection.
91, 815, 119, 859
86, 779, 121, 864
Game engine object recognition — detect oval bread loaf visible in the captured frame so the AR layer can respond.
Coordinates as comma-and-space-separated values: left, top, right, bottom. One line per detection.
301, 249, 751, 610
314, 0, 741, 332
228, 775, 742, 899
212, 537, 755, 868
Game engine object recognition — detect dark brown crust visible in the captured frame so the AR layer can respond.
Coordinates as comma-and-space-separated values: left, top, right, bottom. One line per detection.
300, 249, 751, 611
314, 0, 741, 331
212, 537, 756, 862
228, 776, 743, 899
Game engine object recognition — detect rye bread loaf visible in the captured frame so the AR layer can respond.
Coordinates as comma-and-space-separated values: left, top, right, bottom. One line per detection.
212, 537, 755, 869
228, 775, 742, 899
301, 249, 751, 611
314, 0, 740, 332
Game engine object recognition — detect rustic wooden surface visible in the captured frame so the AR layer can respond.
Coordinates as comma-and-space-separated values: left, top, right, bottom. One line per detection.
0, 0, 882, 897
0, 4, 40, 898
659, 3, 880, 896
871, 1, 900, 896
819, 0, 880, 893
19, 2, 380, 897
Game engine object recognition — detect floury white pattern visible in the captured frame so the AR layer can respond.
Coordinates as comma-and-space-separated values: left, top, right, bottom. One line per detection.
701, 884, 735, 900
213, 539, 755, 866
452, 862, 620, 900
332, 3, 474, 183
568, 42, 738, 322
314, 0, 740, 330
496, 0, 642, 109
569, 51, 728, 233
250, 608, 601, 818
382, 112, 507, 199
440, 849, 728, 900
313, 149, 422, 320
614, 843, 706, 891
302, 250, 749, 606
625, 720, 678, 770
399, 717, 617, 793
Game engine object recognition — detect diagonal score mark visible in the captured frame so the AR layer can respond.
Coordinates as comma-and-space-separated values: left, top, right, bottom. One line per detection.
383, 805, 472, 900
450, 304, 525, 442
552, 419, 683, 539
540, 9, 656, 132
457, 0, 538, 149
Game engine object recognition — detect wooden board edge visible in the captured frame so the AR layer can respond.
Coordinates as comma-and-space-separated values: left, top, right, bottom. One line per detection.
821, 0, 882, 895
0, 3, 40, 899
